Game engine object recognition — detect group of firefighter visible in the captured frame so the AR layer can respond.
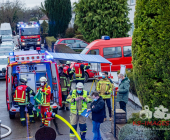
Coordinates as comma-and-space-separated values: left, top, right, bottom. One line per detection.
13, 61, 114, 140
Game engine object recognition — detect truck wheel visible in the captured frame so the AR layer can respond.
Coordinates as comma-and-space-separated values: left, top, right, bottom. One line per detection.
84, 72, 89, 83
9, 112, 15, 119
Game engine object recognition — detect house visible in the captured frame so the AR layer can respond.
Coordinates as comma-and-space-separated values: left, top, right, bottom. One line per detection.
39, 15, 49, 24
68, 7, 75, 28
128, 0, 136, 37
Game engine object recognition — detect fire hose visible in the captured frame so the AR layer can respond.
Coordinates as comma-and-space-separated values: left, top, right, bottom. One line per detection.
0, 123, 12, 138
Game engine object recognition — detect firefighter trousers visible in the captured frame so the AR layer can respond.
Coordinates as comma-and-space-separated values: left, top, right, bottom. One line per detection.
19, 105, 34, 125
70, 113, 87, 140
62, 94, 69, 107
41, 106, 50, 126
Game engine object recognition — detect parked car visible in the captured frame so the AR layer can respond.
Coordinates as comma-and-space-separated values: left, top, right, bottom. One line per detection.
66, 42, 88, 48
0, 55, 8, 79
0, 47, 14, 55
1, 35, 13, 42
0, 42, 15, 49
54, 38, 89, 51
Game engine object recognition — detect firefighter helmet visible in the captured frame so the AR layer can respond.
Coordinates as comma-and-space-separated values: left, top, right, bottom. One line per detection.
66, 61, 71, 65
20, 78, 27, 83
76, 82, 84, 88
40, 77, 47, 82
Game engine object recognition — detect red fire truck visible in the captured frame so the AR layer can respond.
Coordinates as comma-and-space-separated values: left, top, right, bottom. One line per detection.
6, 49, 61, 119
18, 22, 41, 50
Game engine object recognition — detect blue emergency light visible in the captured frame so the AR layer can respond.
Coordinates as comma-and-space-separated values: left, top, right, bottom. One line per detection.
46, 55, 53, 60
40, 50, 45, 53
9, 52, 14, 56
35, 24, 39, 27
101, 36, 110, 40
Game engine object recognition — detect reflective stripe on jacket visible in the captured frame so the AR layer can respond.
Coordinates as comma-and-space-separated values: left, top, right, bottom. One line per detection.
66, 89, 92, 115
96, 78, 113, 99
59, 73, 70, 95
14, 85, 27, 103
37, 84, 51, 106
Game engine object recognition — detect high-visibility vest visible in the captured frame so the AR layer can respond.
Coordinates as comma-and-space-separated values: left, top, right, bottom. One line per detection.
14, 85, 27, 103
70, 90, 88, 114
74, 63, 82, 78
63, 65, 69, 75
37, 84, 51, 106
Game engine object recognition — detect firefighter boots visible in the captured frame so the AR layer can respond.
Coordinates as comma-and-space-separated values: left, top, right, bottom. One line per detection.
40, 123, 44, 127
59, 106, 65, 110
66, 107, 70, 110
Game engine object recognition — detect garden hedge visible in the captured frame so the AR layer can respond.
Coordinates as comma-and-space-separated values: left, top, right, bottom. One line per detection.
45, 36, 57, 51
132, 0, 170, 139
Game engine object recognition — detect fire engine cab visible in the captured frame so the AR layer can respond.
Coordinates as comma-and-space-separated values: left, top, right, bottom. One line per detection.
18, 22, 41, 50
6, 49, 62, 119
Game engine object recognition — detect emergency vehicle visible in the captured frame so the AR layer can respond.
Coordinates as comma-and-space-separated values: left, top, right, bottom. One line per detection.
6, 49, 111, 119
18, 22, 41, 50
81, 36, 132, 71
6, 48, 62, 119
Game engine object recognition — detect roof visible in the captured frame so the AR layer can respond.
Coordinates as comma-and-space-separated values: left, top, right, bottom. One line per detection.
39, 15, 49, 20
50, 53, 112, 64
86, 37, 132, 49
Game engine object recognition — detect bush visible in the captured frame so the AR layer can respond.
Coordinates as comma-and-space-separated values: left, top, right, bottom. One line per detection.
45, 36, 56, 52
74, 35, 88, 43
132, 1, 170, 139
118, 124, 160, 140
117, 69, 137, 96
65, 27, 75, 38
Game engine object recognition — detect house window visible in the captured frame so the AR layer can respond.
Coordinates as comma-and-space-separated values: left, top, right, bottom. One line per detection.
131, 0, 135, 5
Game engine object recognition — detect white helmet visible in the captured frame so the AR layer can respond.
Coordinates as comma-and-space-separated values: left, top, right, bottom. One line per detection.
76, 82, 84, 88
40, 77, 47, 82
66, 61, 71, 65
20, 78, 27, 83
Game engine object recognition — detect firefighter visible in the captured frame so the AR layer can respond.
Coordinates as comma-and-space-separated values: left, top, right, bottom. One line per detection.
96, 71, 113, 121
73, 62, 90, 84
66, 82, 92, 140
63, 61, 74, 90
13, 78, 35, 126
59, 67, 70, 110
38, 77, 51, 127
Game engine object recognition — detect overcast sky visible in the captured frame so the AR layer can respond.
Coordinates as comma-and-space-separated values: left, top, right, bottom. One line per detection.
4, 0, 78, 8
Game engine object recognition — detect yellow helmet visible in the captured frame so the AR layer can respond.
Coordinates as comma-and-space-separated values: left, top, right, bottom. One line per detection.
66, 61, 71, 65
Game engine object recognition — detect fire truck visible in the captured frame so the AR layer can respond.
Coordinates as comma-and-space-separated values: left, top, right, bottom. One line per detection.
6, 49, 112, 119
6, 48, 61, 119
18, 22, 41, 50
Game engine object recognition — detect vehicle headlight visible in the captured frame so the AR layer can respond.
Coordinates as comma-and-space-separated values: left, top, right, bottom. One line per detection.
22, 42, 25, 45
37, 42, 41, 45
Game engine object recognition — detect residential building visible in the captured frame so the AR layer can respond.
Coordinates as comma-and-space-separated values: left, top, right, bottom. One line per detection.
68, 7, 75, 28
128, 0, 136, 37
39, 15, 49, 24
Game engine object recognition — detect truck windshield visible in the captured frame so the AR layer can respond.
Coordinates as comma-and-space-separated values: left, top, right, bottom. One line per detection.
80, 48, 89, 54
0, 30, 12, 35
21, 27, 40, 36
0, 58, 8, 65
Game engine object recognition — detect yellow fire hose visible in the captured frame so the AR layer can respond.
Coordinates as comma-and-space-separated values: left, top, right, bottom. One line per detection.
55, 114, 81, 140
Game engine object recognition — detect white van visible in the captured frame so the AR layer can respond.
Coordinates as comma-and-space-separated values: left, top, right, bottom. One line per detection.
0, 23, 13, 42
0, 23, 12, 35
